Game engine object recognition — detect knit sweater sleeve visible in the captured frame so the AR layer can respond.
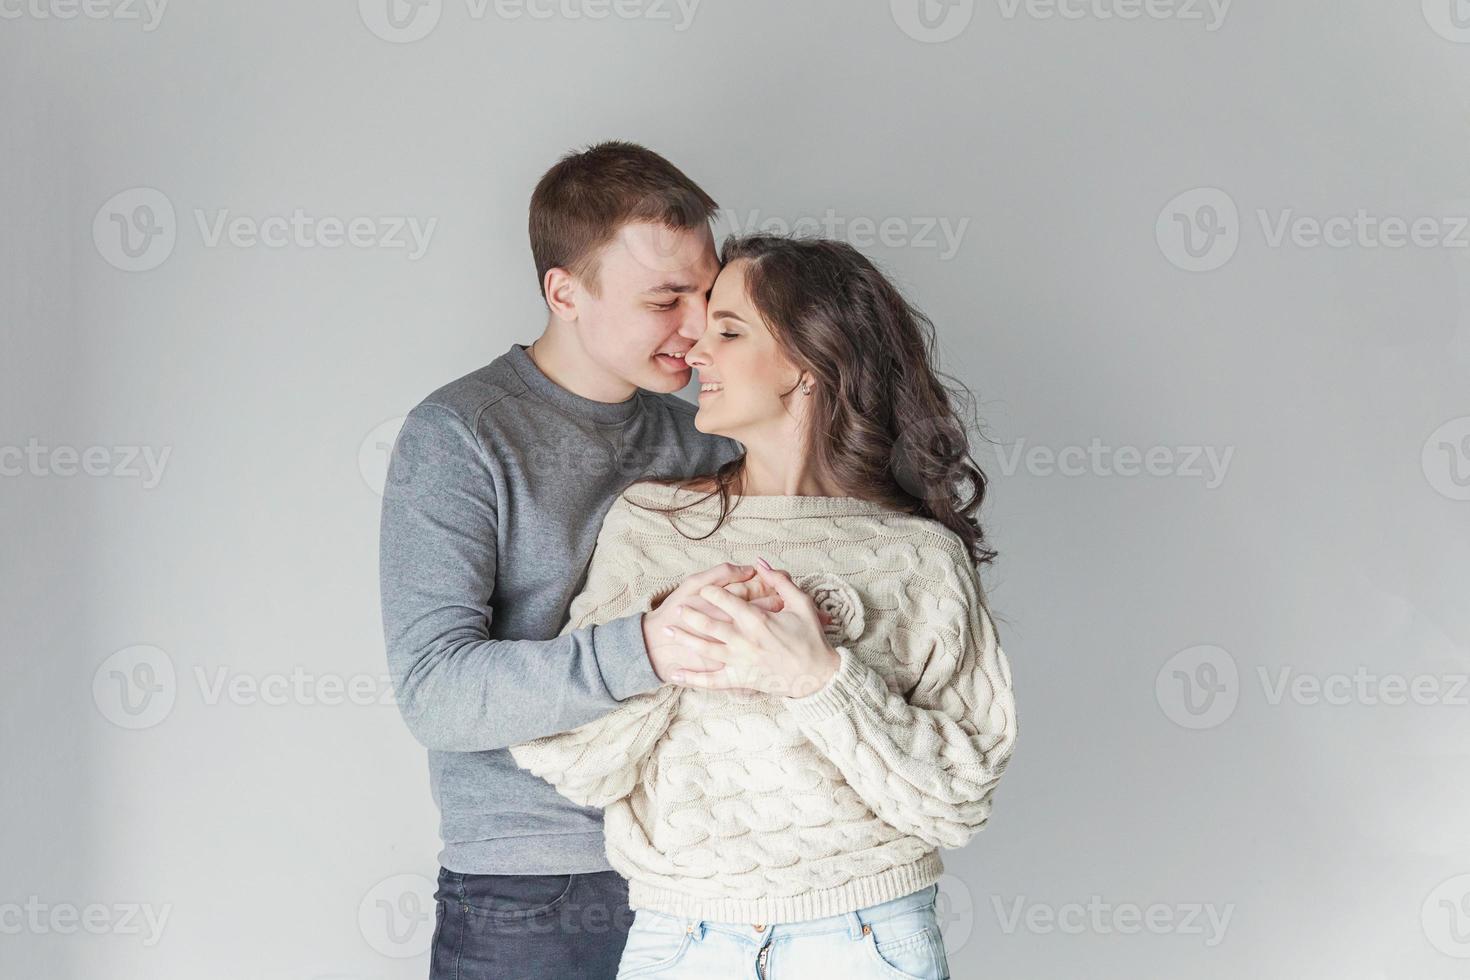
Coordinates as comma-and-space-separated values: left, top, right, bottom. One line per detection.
508, 500, 681, 809
509, 682, 680, 809
781, 549, 1017, 850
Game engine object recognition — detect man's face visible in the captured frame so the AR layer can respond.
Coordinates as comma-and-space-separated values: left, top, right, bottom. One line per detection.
570, 221, 721, 394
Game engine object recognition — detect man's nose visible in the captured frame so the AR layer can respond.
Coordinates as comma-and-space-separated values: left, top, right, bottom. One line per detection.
676, 294, 710, 341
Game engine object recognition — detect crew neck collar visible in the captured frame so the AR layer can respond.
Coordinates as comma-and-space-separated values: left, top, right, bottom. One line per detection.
506, 342, 642, 424
625, 481, 900, 519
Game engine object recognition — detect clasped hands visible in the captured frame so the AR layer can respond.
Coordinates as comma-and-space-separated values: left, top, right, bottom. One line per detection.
640, 559, 839, 699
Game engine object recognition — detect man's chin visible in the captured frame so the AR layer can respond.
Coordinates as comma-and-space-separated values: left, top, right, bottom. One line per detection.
636, 366, 691, 394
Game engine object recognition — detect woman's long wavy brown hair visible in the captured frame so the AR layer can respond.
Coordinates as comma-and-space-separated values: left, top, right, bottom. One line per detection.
639, 233, 997, 568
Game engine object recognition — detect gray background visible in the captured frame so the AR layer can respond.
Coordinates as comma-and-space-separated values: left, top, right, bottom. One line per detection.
3, 1, 1468, 977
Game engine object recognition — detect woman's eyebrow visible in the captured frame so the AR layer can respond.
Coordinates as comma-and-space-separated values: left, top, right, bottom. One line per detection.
710, 310, 746, 324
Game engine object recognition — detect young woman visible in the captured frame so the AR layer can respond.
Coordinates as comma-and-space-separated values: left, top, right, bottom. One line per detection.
511, 234, 1017, 980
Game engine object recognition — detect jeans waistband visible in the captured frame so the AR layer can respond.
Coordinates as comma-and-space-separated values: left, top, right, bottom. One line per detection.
642, 883, 939, 944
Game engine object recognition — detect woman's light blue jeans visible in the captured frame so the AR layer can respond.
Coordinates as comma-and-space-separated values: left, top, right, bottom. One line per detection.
615, 883, 950, 979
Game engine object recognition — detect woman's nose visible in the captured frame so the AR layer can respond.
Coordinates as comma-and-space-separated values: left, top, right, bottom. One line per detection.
684, 342, 711, 370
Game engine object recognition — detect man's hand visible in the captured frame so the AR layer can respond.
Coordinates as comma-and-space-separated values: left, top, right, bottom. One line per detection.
659, 559, 842, 698
642, 564, 778, 683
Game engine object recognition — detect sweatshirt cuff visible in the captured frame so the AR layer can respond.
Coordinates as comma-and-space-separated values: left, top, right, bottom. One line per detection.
592, 612, 661, 702
783, 645, 871, 724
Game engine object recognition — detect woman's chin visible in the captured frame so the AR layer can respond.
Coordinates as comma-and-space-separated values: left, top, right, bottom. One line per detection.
693, 410, 728, 438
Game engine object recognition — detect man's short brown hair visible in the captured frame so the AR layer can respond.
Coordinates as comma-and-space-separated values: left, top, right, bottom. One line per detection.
529, 141, 719, 300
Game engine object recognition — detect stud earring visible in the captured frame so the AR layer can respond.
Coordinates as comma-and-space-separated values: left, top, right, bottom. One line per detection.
801, 383, 811, 395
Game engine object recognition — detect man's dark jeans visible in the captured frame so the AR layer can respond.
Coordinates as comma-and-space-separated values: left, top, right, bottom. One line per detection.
430, 867, 635, 979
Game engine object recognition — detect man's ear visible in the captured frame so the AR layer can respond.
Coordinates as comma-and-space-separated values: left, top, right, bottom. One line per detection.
544, 267, 579, 321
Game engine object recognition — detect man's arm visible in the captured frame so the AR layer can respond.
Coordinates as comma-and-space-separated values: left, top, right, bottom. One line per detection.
378, 403, 658, 753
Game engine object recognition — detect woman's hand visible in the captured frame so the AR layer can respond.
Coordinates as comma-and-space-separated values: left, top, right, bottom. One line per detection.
663, 558, 841, 698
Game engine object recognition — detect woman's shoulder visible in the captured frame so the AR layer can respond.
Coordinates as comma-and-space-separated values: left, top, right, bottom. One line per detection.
860, 511, 988, 610
600, 479, 710, 538
615, 478, 709, 510
867, 509, 971, 561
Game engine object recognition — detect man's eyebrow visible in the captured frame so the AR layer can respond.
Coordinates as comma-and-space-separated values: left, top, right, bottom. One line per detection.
644, 282, 699, 295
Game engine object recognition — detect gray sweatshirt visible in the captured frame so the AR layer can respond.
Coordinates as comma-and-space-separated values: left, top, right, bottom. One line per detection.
378, 342, 742, 874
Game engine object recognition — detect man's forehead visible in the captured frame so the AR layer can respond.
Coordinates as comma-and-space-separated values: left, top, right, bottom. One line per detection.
608, 221, 718, 285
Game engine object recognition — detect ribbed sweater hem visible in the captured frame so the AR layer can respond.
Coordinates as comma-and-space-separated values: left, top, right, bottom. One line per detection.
625, 850, 943, 924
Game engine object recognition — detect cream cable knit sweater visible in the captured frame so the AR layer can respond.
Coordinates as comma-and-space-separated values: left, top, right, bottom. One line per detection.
509, 481, 1017, 924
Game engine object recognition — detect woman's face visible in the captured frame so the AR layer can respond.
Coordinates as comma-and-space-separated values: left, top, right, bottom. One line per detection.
686, 259, 806, 442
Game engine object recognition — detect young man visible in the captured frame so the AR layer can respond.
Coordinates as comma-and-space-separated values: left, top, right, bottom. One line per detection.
378, 142, 755, 979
